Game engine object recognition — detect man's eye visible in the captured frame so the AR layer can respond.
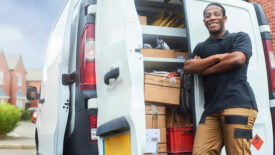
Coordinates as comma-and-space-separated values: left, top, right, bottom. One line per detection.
214, 12, 222, 16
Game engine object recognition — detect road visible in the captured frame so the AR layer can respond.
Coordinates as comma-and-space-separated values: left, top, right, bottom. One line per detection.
0, 121, 36, 155
0, 149, 35, 155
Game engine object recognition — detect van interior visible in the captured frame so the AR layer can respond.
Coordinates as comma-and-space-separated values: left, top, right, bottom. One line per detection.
135, 0, 194, 154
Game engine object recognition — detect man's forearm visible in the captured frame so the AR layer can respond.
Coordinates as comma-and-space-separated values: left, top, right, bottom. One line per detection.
184, 54, 222, 74
201, 52, 246, 76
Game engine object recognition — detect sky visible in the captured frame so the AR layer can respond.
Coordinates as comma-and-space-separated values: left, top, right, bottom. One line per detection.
0, 0, 66, 69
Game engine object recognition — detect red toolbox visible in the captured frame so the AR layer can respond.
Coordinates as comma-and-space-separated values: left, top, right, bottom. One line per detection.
166, 127, 193, 154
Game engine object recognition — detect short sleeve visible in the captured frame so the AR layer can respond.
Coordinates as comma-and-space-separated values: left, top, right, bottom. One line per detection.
186, 43, 202, 60
231, 32, 252, 61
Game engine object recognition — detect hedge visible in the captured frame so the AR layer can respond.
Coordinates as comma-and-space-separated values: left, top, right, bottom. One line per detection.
0, 104, 22, 135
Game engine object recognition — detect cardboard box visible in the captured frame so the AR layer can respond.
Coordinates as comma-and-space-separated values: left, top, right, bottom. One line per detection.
139, 16, 147, 25
145, 104, 166, 115
145, 128, 166, 143
145, 129, 167, 154
146, 115, 166, 129
142, 49, 189, 59
142, 49, 176, 58
144, 73, 181, 105
159, 128, 166, 143
145, 153, 167, 155
158, 143, 167, 153
144, 143, 167, 154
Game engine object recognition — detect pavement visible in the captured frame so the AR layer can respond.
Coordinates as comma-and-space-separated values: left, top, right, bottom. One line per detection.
0, 121, 36, 149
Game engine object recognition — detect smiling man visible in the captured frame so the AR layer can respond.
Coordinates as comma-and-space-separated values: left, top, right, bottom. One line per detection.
183, 2, 258, 155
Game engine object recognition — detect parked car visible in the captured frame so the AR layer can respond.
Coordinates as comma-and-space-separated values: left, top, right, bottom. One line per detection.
32, 110, 37, 123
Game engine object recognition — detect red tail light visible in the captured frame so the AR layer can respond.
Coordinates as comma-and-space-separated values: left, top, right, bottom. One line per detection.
263, 39, 275, 98
89, 114, 98, 142
79, 24, 96, 90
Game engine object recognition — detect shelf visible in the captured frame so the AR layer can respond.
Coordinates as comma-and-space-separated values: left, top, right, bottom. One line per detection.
142, 25, 187, 49
135, 0, 183, 10
142, 25, 186, 38
143, 57, 185, 71
143, 0, 182, 5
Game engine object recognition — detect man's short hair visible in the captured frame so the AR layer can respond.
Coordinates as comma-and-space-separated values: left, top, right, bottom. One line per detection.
203, 2, 226, 18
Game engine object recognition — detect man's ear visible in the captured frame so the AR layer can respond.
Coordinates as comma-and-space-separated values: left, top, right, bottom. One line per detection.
203, 18, 207, 27
223, 16, 228, 23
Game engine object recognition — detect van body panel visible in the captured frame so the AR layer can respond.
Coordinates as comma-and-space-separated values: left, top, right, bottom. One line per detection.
184, 0, 273, 154
65, 0, 81, 137
63, 0, 99, 154
95, 0, 145, 154
37, 0, 72, 154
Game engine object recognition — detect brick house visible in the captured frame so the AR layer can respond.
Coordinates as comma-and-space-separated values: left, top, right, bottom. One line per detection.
6, 53, 27, 109
26, 69, 42, 108
248, 0, 275, 51
0, 51, 10, 104
0, 50, 42, 109
0, 50, 27, 109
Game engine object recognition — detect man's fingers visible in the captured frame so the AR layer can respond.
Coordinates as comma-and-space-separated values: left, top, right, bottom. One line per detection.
194, 56, 201, 59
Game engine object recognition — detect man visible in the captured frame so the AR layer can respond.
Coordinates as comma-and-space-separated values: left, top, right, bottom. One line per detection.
183, 2, 258, 155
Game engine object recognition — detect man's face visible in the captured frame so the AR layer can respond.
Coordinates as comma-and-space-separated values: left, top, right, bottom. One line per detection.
203, 5, 227, 35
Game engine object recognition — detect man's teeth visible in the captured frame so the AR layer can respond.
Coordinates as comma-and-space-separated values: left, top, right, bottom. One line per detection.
210, 23, 218, 26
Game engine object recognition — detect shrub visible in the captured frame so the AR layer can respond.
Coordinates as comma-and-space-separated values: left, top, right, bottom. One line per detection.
0, 104, 22, 135
21, 109, 32, 121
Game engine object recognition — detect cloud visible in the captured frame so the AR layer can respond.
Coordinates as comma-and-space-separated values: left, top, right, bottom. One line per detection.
0, 24, 46, 69
0, 0, 65, 69
0, 25, 25, 44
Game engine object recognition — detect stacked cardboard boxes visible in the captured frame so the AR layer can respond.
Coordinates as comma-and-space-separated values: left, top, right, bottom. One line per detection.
144, 73, 181, 154
145, 103, 167, 154
144, 72, 193, 154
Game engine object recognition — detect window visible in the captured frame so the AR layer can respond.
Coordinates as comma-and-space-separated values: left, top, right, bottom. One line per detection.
0, 72, 3, 84
16, 99, 22, 108
18, 75, 22, 86
16, 99, 25, 109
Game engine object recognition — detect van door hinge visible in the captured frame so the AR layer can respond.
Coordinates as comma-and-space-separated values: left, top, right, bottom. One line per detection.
62, 72, 77, 85
87, 4, 97, 15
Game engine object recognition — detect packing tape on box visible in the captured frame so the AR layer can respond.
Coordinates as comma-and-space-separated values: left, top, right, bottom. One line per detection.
152, 104, 158, 128
152, 104, 158, 115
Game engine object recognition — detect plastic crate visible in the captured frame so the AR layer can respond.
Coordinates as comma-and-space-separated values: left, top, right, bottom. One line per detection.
166, 127, 193, 153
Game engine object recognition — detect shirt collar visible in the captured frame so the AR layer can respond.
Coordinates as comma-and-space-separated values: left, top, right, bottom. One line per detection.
207, 31, 231, 42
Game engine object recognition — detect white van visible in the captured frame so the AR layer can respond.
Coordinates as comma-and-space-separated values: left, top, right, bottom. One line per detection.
27, 0, 275, 154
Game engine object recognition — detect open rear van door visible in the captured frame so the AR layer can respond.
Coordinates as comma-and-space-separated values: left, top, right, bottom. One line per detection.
37, 1, 72, 154
95, 0, 145, 154
184, 0, 273, 154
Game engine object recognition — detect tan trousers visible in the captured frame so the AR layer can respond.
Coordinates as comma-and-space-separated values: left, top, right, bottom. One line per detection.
192, 108, 257, 155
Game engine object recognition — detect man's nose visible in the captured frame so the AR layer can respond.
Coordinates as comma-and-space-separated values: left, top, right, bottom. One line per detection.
209, 14, 216, 20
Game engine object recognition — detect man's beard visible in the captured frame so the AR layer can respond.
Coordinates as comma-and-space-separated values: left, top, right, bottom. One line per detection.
209, 27, 223, 36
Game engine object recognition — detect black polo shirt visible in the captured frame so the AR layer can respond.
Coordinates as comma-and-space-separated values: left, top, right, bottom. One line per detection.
188, 31, 258, 115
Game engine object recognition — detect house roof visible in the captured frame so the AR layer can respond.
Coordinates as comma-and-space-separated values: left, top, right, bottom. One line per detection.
26, 69, 43, 81
0, 88, 9, 98
5, 54, 21, 70
16, 90, 26, 98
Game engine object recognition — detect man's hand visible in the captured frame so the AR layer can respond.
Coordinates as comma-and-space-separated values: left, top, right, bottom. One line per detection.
194, 56, 201, 59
